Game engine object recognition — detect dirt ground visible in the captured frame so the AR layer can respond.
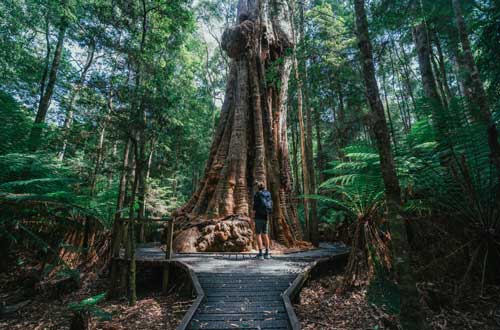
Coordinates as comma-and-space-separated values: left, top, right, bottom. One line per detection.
0, 254, 191, 330
295, 275, 500, 330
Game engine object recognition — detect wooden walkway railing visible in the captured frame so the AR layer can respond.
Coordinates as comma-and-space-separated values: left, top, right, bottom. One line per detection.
118, 216, 175, 294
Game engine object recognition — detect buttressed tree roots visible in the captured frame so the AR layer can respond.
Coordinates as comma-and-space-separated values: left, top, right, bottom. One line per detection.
173, 0, 303, 252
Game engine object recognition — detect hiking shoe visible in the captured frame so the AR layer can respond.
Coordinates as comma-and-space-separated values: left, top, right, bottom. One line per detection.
264, 253, 271, 260
256, 253, 264, 260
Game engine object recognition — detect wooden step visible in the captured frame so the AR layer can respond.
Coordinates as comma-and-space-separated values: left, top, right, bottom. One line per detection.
192, 312, 288, 321
187, 319, 290, 329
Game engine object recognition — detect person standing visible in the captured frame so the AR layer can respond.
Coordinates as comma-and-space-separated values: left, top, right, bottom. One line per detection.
253, 182, 273, 260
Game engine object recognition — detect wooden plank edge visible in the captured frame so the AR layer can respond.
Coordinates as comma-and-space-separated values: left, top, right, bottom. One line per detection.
175, 261, 205, 330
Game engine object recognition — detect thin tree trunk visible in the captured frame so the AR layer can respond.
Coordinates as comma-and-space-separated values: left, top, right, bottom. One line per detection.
433, 32, 453, 103
89, 88, 112, 197
314, 106, 324, 183
291, 108, 301, 197
381, 64, 397, 148
38, 13, 51, 112
127, 142, 140, 306
388, 46, 410, 132
109, 140, 132, 297
291, 29, 311, 242
29, 18, 67, 151
414, 23, 450, 149
452, 0, 500, 176
59, 43, 95, 161
430, 49, 449, 109
354, 1, 427, 329
336, 82, 348, 154
296, 0, 319, 245
394, 42, 417, 115
139, 142, 155, 242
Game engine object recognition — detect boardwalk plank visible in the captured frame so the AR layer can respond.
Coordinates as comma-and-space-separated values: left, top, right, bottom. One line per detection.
188, 319, 290, 329
132, 242, 349, 330
192, 313, 288, 321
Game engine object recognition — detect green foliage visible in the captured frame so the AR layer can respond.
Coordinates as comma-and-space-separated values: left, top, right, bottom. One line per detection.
68, 293, 112, 321
0, 91, 31, 154
317, 144, 385, 224
318, 102, 499, 224
0, 153, 79, 202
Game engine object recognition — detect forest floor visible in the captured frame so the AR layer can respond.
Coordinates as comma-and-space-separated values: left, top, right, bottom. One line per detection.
0, 251, 191, 330
3, 248, 499, 330
295, 274, 500, 330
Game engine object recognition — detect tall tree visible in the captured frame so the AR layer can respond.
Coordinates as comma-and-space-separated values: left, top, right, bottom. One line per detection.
413, 23, 450, 150
290, 0, 311, 242
173, 0, 303, 252
58, 41, 96, 161
28, 2, 68, 151
452, 0, 500, 178
354, 0, 427, 329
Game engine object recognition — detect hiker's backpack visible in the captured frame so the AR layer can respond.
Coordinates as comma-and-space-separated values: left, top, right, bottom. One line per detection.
257, 190, 273, 215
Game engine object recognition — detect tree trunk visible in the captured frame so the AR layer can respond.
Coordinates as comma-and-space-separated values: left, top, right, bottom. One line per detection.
59, 43, 95, 161
38, 13, 51, 114
413, 23, 450, 148
296, 0, 319, 245
381, 64, 397, 148
429, 46, 449, 110
173, 0, 302, 252
433, 31, 453, 104
354, 1, 427, 329
29, 18, 67, 151
388, 46, 410, 132
452, 0, 500, 177
109, 140, 132, 297
306, 107, 319, 245
292, 55, 311, 241
291, 109, 301, 197
335, 81, 348, 155
394, 41, 418, 115
138, 142, 155, 242
314, 106, 324, 183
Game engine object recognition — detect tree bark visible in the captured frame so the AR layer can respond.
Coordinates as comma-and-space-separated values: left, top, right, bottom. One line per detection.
394, 41, 418, 115
59, 42, 95, 161
381, 64, 397, 148
173, 0, 302, 252
297, 0, 319, 245
433, 31, 453, 104
388, 45, 411, 132
29, 16, 67, 151
452, 0, 500, 177
314, 106, 324, 183
413, 23, 450, 147
290, 109, 301, 197
335, 81, 348, 155
38, 12, 51, 113
354, 1, 427, 329
292, 55, 311, 241
109, 140, 132, 297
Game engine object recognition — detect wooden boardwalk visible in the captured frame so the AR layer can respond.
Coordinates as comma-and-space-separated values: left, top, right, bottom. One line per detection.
135, 243, 349, 330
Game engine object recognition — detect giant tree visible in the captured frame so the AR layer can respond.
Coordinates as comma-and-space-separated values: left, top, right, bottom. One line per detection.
173, 0, 303, 252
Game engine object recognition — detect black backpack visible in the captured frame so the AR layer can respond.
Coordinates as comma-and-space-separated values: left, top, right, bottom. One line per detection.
256, 190, 273, 215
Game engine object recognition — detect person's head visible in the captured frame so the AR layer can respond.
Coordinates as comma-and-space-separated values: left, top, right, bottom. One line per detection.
257, 181, 265, 191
